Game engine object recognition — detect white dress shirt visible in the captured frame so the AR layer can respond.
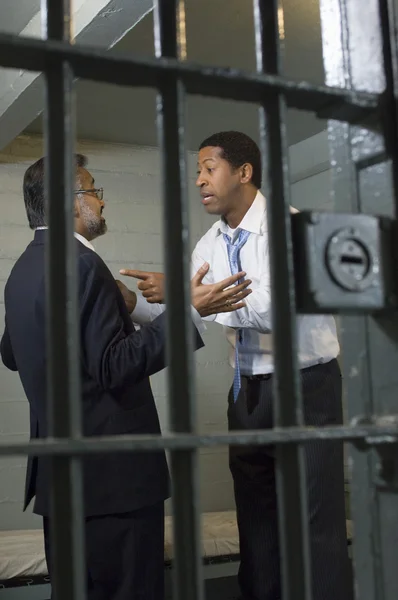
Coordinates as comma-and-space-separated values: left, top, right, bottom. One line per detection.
74, 232, 95, 251
190, 191, 339, 375
36, 227, 95, 253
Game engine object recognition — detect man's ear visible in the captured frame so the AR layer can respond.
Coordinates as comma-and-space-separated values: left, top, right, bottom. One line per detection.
240, 163, 253, 185
73, 197, 80, 218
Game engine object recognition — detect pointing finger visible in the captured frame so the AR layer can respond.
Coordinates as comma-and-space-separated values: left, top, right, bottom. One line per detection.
119, 269, 150, 280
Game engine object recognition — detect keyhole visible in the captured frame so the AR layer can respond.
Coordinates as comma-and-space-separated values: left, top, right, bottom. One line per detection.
340, 255, 364, 265
338, 240, 369, 280
327, 230, 373, 291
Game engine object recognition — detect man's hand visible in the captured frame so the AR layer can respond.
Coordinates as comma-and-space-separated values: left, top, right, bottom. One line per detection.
115, 280, 138, 313
190, 263, 252, 317
120, 263, 252, 318
119, 269, 165, 304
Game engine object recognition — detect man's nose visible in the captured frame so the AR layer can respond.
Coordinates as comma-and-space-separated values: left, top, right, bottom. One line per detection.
196, 174, 206, 187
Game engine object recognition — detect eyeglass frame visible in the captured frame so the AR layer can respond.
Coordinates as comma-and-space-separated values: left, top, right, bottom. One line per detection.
74, 188, 104, 201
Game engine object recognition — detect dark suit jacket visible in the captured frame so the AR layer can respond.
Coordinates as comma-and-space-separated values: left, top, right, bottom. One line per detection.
1, 230, 204, 517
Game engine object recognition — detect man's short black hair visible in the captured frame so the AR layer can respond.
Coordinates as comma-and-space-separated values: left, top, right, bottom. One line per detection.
199, 131, 262, 189
23, 153, 88, 229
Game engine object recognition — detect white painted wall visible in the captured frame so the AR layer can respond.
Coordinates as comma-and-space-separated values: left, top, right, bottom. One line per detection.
289, 130, 332, 212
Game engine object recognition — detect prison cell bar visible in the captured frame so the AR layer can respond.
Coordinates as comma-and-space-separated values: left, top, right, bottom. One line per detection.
0, 31, 380, 122
42, 0, 86, 599
375, 5, 398, 597
378, 0, 398, 217
254, 2, 312, 599
0, 421, 397, 455
316, 12, 375, 596
153, 1, 204, 600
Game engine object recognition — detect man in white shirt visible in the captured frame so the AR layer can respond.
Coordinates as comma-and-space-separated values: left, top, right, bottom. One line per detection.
119, 131, 352, 600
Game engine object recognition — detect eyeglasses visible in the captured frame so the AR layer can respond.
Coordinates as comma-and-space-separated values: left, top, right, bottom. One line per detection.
74, 188, 104, 201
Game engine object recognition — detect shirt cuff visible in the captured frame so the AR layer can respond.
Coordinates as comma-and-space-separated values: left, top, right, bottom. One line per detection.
202, 313, 217, 322
131, 293, 163, 324
133, 294, 205, 334
190, 306, 206, 335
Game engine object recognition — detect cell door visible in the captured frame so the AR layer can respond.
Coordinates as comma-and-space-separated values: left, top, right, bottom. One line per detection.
0, 1, 398, 600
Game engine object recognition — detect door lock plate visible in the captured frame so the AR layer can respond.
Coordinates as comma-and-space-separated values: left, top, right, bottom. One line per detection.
292, 212, 397, 313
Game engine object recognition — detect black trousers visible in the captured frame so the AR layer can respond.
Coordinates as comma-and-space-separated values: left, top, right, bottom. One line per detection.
43, 502, 164, 600
228, 359, 353, 600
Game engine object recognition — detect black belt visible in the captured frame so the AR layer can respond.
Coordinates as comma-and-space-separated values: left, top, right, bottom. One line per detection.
242, 360, 326, 382
242, 373, 272, 381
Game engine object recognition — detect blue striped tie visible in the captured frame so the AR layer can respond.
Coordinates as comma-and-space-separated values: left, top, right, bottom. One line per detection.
223, 229, 251, 402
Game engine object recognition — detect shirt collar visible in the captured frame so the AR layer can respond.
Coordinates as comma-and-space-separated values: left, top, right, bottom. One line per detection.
35, 227, 95, 252
74, 232, 95, 252
217, 190, 266, 237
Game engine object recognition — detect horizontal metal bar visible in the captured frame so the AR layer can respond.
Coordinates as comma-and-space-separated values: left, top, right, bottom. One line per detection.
0, 32, 380, 123
1, 423, 397, 456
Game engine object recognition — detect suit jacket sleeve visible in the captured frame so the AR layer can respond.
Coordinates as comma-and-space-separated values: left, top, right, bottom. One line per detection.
80, 253, 204, 391
0, 321, 18, 371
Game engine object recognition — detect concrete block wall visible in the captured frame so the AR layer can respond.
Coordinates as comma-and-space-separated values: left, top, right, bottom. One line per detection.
0, 134, 233, 530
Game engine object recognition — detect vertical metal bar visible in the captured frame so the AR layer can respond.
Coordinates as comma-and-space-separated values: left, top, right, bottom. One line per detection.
253, 1, 312, 599
378, 0, 398, 215
42, 0, 85, 598
319, 5, 380, 599
370, 3, 398, 598
153, 2, 203, 600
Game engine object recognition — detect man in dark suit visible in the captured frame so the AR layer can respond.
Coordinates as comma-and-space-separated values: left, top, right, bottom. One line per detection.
0, 154, 251, 600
